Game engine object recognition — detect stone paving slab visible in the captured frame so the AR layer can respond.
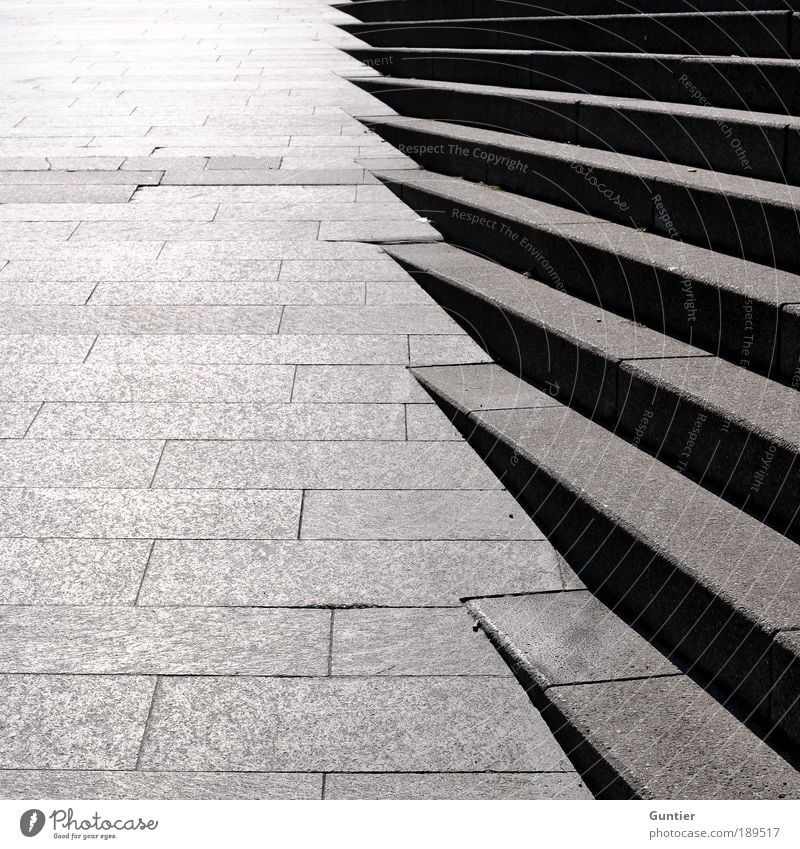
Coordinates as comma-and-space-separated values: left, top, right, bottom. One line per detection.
30, 402, 406, 441
0, 771, 322, 800
0, 538, 151, 605
0, 334, 96, 363
332, 608, 510, 676
0, 439, 162, 488
0, 607, 330, 675
325, 772, 591, 800
0, 363, 295, 402
87, 334, 409, 364
0, 402, 40, 437
302, 489, 546, 540
0, 306, 284, 335
139, 539, 567, 607
139, 677, 570, 772
153, 440, 503, 490
0, 488, 301, 539
0, 674, 154, 769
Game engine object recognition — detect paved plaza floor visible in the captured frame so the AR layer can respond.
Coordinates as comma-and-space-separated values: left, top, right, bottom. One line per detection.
0, 0, 588, 799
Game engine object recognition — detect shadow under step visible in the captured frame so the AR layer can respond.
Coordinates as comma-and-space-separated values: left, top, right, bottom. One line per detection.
342, 11, 797, 58
364, 116, 800, 272
388, 242, 800, 538
335, 0, 800, 22
374, 168, 800, 378
344, 48, 800, 116
349, 76, 795, 183
412, 360, 800, 752
466, 589, 800, 798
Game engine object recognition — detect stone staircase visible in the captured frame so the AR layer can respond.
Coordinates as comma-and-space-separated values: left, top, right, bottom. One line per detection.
336, 0, 800, 798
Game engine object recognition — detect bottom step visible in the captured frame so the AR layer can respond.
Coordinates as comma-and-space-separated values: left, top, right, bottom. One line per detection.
468, 590, 800, 799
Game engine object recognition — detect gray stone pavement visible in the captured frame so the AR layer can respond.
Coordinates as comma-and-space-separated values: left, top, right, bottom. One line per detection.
0, 0, 588, 799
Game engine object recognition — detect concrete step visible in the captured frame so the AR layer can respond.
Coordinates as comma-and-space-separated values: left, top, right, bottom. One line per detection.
349, 76, 794, 183
466, 589, 800, 798
336, 0, 800, 21
342, 11, 796, 58
363, 116, 800, 271
372, 168, 800, 379
387, 242, 800, 537
411, 359, 800, 752
344, 48, 800, 115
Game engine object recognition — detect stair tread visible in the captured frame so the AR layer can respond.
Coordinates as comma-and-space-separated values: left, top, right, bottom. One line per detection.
367, 115, 800, 207
414, 360, 800, 633
468, 591, 800, 798
350, 74, 800, 129
376, 167, 800, 308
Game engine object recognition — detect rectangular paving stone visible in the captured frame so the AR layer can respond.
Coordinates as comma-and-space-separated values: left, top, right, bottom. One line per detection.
0, 334, 96, 362
71, 220, 319, 241
0, 771, 322, 800
332, 608, 509, 676
0, 674, 154, 769
89, 279, 362, 306
159, 239, 381, 261
87, 334, 407, 364
30, 402, 406, 441
0, 239, 164, 262
0, 184, 135, 203
0, 488, 301, 539
0, 363, 294, 402
0, 279, 97, 305
139, 539, 566, 607
0, 607, 330, 675
0, 403, 40, 437
278, 260, 404, 282
281, 305, 459, 335
0, 538, 151, 605
0, 222, 77, 240
302, 490, 545, 541
0, 258, 281, 282
217, 201, 421, 221
0, 306, 282, 334
406, 404, 463, 441
0, 202, 218, 221
0, 439, 162, 487
325, 773, 590, 800
409, 334, 493, 366
153, 441, 501, 490
139, 677, 569, 772
293, 366, 429, 403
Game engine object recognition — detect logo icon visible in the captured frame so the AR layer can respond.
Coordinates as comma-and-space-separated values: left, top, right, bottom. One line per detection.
19, 810, 45, 837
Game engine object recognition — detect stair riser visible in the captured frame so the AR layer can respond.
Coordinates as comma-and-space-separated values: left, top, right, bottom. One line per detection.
368, 121, 800, 271
404, 254, 800, 545
388, 180, 788, 375
367, 119, 653, 226
409, 269, 621, 419
338, 0, 800, 22
347, 49, 800, 115
462, 416, 775, 727
354, 80, 787, 182
344, 14, 794, 58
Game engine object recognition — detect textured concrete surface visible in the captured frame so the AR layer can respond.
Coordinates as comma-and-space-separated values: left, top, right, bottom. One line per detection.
0, 0, 581, 799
